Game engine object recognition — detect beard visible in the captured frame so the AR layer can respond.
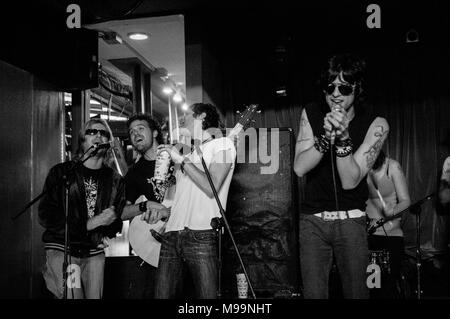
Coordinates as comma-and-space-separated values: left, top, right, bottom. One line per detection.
134, 140, 152, 154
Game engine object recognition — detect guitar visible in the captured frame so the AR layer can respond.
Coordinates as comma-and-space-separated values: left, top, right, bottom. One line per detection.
129, 104, 259, 266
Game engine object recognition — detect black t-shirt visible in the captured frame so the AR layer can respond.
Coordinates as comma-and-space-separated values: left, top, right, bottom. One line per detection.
124, 157, 159, 204
301, 101, 376, 214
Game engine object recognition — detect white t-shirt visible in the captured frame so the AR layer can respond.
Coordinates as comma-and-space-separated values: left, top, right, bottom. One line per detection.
165, 137, 237, 231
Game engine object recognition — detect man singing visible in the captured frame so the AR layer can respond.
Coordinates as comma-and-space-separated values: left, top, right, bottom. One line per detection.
38, 118, 125, 299
152, 103, 237, 298
294, 53, 389, 298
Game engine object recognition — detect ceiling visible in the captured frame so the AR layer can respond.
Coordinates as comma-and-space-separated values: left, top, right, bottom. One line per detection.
85, 14, 186, 118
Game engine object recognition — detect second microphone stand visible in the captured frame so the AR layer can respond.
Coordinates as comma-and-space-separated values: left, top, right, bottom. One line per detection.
12, 144, 103, 299
195, 144, 256, 299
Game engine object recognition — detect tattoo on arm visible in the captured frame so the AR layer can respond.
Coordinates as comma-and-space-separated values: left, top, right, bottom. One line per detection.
364, 126, 389, 169
300, 117, 308, 127
297, 113, 311, 144
297, 137, 312, 143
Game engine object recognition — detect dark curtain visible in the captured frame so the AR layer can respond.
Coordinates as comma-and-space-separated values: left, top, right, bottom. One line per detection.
222, 44, 450, 266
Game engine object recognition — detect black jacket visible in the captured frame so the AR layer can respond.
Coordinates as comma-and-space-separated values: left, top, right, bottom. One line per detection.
38, 161, 125, 252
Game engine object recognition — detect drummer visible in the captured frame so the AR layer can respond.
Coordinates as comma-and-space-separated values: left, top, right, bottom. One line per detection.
366, 150, 411, 298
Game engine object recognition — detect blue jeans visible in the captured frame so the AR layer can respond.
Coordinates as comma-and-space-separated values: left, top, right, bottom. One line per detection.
154, 228, 218, 299
299, 214, 369, 299
42, 249, 105, 299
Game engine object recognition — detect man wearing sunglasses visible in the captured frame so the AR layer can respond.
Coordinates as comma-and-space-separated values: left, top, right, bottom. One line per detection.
294, 54, 389, 299
38, 118, 125, 299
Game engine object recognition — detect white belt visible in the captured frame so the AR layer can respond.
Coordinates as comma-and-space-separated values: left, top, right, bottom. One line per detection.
313, 209, 365, 221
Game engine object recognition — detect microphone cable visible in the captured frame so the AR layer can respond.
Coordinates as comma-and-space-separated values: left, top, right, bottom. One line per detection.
330, 143, 340, 212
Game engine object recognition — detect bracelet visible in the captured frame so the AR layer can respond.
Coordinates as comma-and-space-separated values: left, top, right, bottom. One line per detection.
313, 134, 330, 154
335, 137, 353, 148
139, 200, 147, 213
335, 137, 353, 157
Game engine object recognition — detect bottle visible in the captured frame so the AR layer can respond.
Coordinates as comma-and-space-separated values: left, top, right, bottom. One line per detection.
154, 150, 171, 181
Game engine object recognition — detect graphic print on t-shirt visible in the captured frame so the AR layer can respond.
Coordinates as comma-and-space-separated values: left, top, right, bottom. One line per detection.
84, 177, 98, 218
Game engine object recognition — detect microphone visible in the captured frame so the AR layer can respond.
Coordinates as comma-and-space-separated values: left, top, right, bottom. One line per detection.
93, 142, 111, 151
91, 142, 111, 156
330, 105, 341, 146
330, 131, 336, 146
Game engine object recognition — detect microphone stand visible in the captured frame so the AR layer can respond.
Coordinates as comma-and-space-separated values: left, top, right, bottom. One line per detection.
12, 144, 101, 299
195, 144, 256, 299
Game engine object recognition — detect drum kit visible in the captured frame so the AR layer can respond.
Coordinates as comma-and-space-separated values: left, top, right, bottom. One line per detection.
366, 193, 435, 299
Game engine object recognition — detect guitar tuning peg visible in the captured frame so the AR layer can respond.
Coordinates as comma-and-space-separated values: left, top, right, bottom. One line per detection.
236, 110, 241, 114
256, 110, 262, 114
250, 119, 256, 123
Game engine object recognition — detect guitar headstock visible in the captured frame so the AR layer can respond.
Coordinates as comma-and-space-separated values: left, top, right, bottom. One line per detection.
235, 104, 259, 128
228, 104, 260, 140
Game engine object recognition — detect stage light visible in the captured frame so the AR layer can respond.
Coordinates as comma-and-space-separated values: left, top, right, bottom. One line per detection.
173, 93, 182, 103
128, 32, 148, 40
163, 87, 173, 95
406, 29, 419, 43
182, 103, 189, 111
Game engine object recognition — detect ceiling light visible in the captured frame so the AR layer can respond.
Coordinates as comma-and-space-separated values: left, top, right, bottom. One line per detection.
181, 103, 189, 111
90, 99, 101, 105
163, 87, 173, 95
173, 93, 183, 103
128, 32, 148, 40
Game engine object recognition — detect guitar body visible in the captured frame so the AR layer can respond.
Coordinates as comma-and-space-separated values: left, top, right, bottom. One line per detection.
129, 195, 164, 267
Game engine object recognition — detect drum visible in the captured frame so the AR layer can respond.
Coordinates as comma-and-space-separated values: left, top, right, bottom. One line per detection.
369, 250, 391, 274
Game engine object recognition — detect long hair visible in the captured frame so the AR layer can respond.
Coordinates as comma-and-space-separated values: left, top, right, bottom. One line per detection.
372, 149, 386, 171
319, 53, 367, 105
74, 118, 119, 171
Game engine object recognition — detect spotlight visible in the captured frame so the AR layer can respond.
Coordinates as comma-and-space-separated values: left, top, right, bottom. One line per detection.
163, 87, 173, 95
181, 103, 189, 111
128, 32, 149, 40
173, 93, 182, 103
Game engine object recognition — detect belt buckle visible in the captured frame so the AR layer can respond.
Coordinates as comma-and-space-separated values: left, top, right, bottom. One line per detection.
322, 212, 337, 221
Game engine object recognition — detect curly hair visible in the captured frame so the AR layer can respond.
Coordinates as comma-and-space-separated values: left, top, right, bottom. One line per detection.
319, 53, 367, 104
127, 113, 163, 144
190, 103, 222, 130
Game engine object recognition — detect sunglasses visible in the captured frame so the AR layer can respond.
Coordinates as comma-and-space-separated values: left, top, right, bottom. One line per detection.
324, 83, 354, 96
85, 129, 110, 138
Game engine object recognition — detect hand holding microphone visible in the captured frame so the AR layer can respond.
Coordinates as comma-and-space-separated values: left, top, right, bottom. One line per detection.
323, 105, 349, 144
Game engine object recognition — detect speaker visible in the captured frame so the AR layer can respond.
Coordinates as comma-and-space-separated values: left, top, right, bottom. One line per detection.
0, 3, 98, 91
222, 127, 300, 298
104, 256, 156, 299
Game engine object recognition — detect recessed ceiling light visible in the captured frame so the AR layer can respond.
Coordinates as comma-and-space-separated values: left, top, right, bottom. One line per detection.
163, 87, 173, 95
128, 32, 148, 40
173, 93, 183, 103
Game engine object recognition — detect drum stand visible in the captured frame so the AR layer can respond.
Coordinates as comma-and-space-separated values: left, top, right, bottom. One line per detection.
411, 203, 423, 299
197, 148, 256, 299
409, 194, 435, 299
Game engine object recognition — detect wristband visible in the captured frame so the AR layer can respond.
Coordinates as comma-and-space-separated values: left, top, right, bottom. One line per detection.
335, 137, 353, 157
313, 134, 330, 154
139, 200, 147, 213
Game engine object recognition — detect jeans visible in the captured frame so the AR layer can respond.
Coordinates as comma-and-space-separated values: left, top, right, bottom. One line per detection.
154, 228, 218, 299
299, 214, 369, 299
42, 249, 105, 299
